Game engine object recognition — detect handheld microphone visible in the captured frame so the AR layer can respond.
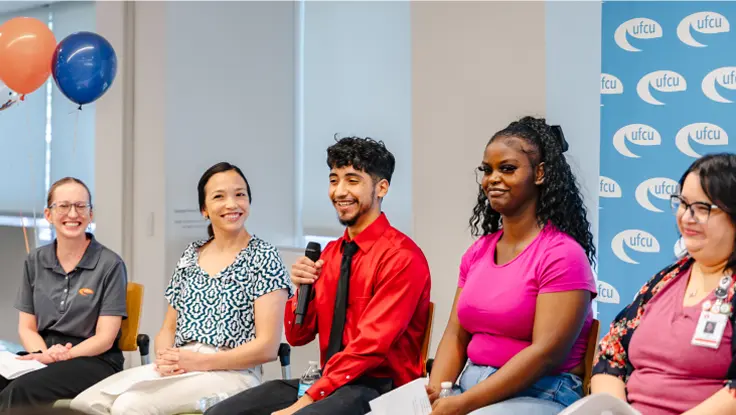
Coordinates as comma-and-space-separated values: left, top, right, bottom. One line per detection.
295, 241, 322, 325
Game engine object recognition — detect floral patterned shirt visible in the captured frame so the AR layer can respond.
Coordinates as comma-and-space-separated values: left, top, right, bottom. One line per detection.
592, 255, 736, 390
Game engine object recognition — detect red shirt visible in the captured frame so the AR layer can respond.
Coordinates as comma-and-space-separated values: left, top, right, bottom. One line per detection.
285, 213, 431, 402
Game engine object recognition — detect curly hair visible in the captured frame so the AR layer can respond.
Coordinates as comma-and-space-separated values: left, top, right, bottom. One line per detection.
469, 116, 597, 265
326, 135, 396, 184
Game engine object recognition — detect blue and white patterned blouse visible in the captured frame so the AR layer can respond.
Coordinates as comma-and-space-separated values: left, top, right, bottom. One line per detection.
164, 235, 293, 349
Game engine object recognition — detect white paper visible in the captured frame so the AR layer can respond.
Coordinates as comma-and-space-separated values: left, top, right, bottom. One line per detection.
558, 393, 642, 415
368, 378, 431, 415
0, 351, 46, 380
100, 364, 203, 396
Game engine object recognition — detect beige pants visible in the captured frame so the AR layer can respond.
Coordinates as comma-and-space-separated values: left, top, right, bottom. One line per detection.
70, 343, 262, 415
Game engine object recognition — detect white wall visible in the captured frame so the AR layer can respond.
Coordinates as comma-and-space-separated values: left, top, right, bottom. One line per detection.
301, 1, 412, 238
130, 0, 168, 343
412, 0, 547, 357
164, 0, 297, 271
545, 0, 602, 256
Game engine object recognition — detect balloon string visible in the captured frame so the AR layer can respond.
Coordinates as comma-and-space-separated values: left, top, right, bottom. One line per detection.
73, 106, 80, 160
24, 98, 38, 249
20, 213, 30, 254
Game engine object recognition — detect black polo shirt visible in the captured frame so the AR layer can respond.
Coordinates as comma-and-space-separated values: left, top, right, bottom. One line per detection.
15, 233, 127, 367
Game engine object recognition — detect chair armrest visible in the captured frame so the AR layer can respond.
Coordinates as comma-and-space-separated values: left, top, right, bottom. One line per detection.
137, 334, 151, 365
278, 342, 291, 380
278, 343, 291, 367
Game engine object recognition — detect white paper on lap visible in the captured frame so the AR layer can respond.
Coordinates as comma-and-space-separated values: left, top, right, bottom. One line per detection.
368, 377, 431, 415
0, 351, 46, 380
100, 364, 203, 396
558, 393, 642, 415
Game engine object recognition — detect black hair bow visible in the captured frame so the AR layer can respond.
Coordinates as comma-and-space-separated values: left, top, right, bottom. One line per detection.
549, 125, 569, 153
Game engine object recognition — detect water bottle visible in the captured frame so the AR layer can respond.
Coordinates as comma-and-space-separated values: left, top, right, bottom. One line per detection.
438, 381, 456, 398
297, 361, 322, 398
197, 392, 229, 412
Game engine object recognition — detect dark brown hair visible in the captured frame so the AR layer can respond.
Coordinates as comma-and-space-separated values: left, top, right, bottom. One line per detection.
678, 153, 736, 272
197, 162, 251, 238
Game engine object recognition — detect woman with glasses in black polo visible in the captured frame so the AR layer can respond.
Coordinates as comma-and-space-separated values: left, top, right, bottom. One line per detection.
582, 154, 736, 415
0, 177, 128, 410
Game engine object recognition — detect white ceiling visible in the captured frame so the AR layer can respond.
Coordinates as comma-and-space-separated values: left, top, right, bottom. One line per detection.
0, 1, 55, 15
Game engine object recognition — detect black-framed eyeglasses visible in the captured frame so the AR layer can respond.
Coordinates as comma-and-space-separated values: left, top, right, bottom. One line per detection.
669, 195, 719, 224
49, 202, 92, 215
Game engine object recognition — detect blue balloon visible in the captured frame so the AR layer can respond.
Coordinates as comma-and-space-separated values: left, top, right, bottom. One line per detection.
52, 31, 117, 106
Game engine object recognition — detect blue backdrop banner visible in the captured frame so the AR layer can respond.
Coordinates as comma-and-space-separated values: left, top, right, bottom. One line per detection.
598, 1, 736, 333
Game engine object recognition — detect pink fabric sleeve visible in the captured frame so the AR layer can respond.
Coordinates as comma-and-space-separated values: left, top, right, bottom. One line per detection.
458, 236, 489, 288
538, 237, 597, 297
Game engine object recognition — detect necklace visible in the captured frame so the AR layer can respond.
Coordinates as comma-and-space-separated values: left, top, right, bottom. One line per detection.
688, 266, 705, 298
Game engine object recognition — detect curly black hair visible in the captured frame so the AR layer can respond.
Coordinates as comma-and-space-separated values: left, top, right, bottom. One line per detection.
326, 135, 396, 184
469, 116, 597, 265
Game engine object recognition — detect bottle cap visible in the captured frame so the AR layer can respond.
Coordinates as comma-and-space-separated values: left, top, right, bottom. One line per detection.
441, 381, 453, 389
308, 360, 319, 366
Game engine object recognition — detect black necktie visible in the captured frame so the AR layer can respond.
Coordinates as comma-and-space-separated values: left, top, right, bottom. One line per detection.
325, 241, 359, 364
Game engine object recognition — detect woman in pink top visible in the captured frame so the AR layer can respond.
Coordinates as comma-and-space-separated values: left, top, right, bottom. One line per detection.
428, 117, 598, 415
590, 154, 736, 415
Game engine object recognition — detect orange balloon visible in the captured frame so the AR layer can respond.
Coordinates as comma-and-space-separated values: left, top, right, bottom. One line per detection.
0, 17, 57, 94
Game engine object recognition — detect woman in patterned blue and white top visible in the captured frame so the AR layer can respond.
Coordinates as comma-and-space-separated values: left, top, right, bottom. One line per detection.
71, 162, 293, 415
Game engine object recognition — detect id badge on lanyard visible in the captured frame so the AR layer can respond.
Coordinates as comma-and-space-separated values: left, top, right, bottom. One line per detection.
692, 275, 733, 349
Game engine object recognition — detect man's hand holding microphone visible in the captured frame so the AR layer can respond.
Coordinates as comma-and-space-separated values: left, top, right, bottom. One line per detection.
293, 242, 322, 324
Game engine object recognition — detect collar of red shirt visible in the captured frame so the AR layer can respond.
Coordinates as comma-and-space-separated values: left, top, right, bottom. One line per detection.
340, 212, 390, 254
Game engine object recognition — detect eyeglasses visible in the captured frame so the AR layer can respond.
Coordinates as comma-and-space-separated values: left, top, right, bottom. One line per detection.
670, 195, 719, 224
49, 202, 92, 215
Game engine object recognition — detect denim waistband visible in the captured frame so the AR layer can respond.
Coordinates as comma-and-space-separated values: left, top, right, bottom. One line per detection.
459, 361, 583, 408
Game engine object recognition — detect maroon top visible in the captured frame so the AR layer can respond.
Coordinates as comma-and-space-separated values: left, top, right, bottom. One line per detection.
627, 268, 733, 414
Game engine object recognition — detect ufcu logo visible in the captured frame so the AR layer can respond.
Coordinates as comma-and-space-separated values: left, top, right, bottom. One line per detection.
612, 124, 661, 158
615, 18, 663, 52
596, 281, 620, 305
677, 12, 730, 47
675, 123, 729, 158
599, 176, 622, 198
635, 178, 680, 213
611, 229, 660, 265
601, 73, 623, 94
637, 71, 687, 105
702, 67, 736, 103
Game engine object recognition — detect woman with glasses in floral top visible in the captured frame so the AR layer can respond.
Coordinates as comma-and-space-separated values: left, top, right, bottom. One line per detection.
0, 177, 128, 410
583, 154, 736, 415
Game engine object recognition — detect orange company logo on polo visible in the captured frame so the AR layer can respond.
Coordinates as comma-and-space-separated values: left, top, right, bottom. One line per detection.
78, 288, 94, 296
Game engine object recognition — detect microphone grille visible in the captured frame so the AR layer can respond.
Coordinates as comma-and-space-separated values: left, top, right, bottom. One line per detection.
305, 241, 322, 261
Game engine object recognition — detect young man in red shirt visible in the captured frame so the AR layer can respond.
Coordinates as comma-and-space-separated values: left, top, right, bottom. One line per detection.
206, 136, 431, 415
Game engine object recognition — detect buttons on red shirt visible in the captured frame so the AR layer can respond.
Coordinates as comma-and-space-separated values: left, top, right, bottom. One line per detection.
284, 213, 431, 401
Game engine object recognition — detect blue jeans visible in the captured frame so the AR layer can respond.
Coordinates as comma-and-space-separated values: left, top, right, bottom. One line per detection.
457, 361, 583, 415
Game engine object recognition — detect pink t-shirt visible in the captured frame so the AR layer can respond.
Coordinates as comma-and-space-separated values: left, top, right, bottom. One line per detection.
456, 225, 597, 373
627, 268, 733, 415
